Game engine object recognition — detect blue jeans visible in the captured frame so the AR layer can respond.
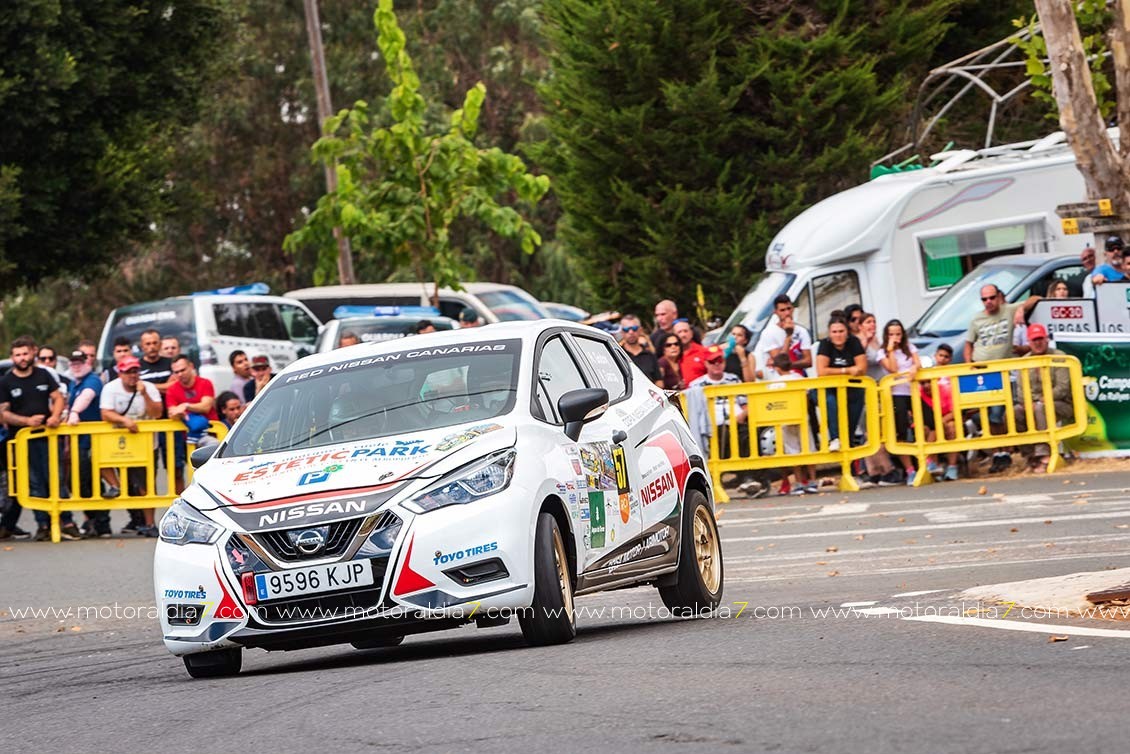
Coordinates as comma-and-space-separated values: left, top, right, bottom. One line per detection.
27, 438, 72, 527
825, 388, 864, 445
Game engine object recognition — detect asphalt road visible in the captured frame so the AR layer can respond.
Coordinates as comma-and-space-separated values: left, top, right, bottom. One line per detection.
4, 469, 1130, 753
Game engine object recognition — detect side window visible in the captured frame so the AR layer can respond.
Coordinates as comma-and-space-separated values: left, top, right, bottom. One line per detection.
437, 298, 466, 321
280, 304, 319, 344
919, 221, 1044, 289
572, 336, 628, 402
793, 284, 813, 338
245, 303, 288, 341
213, 303, 250, 338
535, 337, 588, 424
812, 270, 862, 339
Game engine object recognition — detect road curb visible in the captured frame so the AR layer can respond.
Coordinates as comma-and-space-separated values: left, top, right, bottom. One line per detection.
960, 567, 1130, 614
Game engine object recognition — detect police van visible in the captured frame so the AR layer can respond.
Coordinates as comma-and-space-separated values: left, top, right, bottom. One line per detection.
97, 284, 322, 388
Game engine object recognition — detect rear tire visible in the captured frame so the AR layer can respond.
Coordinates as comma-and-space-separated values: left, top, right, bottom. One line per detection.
519, 512, 576, 646
658, 489, 724, 613
350, 635, 405, 650
183, 647, 242, 678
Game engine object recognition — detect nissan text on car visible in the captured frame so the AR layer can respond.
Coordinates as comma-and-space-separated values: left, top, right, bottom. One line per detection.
155, 321, 723, 677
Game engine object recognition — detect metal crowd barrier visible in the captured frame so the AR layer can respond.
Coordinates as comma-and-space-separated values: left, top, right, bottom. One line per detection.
689, 376, 881, 502
6, 419, 227, 542
878, 354, 1086, 486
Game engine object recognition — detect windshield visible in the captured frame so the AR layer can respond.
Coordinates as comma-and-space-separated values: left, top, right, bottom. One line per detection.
103, 300, 197, 365
335, 318, 454, 346
477, 290, 550, 321
720, 272, 796, 335
911, 264, 1031, 337
221, 339, 521, 456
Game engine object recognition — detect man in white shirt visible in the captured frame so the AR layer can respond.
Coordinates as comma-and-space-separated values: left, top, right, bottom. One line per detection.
101, 356, 163, 536
753, 294, 812, 378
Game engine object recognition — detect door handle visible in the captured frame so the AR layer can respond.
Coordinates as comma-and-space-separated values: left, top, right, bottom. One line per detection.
612, 430, 627, 445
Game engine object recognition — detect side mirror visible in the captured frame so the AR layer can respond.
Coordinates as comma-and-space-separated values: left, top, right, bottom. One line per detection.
558, 387, 610, 442
190, 444, 219, 469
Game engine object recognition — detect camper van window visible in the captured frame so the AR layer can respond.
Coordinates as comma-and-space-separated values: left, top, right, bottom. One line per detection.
812, 270, 862, 339
918, 222, 1044, 290
719, 272, 795, 335
793, 285, 814, 338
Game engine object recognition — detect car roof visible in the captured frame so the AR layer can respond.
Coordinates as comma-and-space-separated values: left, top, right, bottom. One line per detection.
332, 315, 458, 327
285, 282, 527, 298
288, 319, 595, 374
976, 253, 1080, 270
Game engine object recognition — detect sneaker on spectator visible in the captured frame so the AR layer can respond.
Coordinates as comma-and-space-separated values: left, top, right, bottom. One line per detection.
122, 520, 139, 535
738, 480, 764, 497
877, 469, 904, 487
943, 465, 959, 482
906, 472, 916, 486
60, 523, 83, 541
34, 526, 50, 542
778, 479, 792, 496
828, 438, 841, 452
790, 486, 807, 496
805, 481, 819, 494
856, 476, 876, 490
100, 479, 120, 499
988, 453, 1013, 474
138, 525, 159, 538
926, 460, 942, 475
10, 526, 31, 540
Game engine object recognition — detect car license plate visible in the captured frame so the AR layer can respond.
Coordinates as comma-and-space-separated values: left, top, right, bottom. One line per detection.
254, 561, 374, 602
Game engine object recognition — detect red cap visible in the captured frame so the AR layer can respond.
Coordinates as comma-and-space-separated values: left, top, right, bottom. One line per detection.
1027, 323, 1049, 340
251, 355, 270, 367
705, 345, 725, 363
116, 356, 141, 372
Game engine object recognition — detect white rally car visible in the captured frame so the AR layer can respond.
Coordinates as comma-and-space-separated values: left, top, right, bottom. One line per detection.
155, 321, 723, 678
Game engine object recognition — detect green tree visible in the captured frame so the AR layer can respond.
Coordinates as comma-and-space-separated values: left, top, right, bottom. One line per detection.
285, 0, 549, 296
0, 0, 231, 288
536, 0, 959, 319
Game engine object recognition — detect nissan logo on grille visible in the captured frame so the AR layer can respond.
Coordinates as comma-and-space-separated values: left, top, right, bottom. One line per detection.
289, 527, 328, 555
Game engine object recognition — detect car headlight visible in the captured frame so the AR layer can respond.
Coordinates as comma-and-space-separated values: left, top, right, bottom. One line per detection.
405, 449, 516, 514
159, 499, 222, 545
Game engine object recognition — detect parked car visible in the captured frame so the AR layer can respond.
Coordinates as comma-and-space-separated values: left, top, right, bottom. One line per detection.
909, 253, 1087, 362
315, 306, 459, 352
286, 282, 552, 325
542, 302, 590, 322
98, 285, 322, 388
156, 321, 722, 677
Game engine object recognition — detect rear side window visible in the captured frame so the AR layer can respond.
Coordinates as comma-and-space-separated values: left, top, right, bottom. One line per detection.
572, 335, 628, 403
213, 303, 288, 340
280, 304, 319, 344
534, 336, 588, 423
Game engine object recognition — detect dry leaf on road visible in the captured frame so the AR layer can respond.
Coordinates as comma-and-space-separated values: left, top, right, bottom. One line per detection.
1048, 635, 1069, 643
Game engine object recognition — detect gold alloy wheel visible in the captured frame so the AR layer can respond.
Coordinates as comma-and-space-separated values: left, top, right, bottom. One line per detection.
551, 526, 575, 621
693, 506, 721, 593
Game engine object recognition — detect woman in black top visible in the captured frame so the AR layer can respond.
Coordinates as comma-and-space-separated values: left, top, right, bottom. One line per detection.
815, 317, 867, 449
658, 337, 685, 390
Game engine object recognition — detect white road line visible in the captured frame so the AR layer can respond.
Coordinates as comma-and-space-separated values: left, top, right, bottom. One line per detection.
724, 549, 1130, 583
720, 510, 1130, 543
840, 601, 877, 608
1070, 645, 1093, 650
891, 589, 945, 598
1002, 494, 1055, 504
903, 614, 1130, 638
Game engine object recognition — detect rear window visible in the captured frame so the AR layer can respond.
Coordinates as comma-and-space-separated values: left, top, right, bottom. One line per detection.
477, 290, 548, 321
213, 302, 288, 340
102, 301, 197, 365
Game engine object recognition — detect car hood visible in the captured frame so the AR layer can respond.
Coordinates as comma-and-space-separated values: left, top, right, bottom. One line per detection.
190, 421, 516, 510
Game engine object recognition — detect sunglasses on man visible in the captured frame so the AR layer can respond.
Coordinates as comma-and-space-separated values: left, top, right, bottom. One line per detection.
621, 325, 640, 332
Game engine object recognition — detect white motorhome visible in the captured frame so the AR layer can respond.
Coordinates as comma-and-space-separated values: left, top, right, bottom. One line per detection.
720, 132, 1097, 343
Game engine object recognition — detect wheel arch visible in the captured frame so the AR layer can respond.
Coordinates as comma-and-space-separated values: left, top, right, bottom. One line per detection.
538, 495, 577, 582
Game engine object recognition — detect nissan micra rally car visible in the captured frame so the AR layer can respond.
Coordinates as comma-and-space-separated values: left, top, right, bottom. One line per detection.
156, 321, 723, 677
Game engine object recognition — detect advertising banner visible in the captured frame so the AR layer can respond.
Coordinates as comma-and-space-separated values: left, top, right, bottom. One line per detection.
1054, 334, 1130, 456
1030, 299, 1097, 337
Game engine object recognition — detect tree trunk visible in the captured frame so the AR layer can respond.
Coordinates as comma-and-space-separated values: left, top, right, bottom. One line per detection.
1114, 1, 1130, 180
1035, 0, 1130, 216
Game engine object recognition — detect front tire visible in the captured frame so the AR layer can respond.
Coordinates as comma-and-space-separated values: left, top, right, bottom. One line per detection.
183, 647, 242, 678
519, 512, 576, 646
658, 489, 724, 613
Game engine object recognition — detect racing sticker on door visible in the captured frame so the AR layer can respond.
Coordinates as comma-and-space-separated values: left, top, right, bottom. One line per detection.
612, 445, 630, 494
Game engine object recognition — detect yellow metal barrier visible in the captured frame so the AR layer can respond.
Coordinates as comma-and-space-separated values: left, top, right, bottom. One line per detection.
689, 376, 881, 502
878, 355, 1086, 486
7, 419, 227, 542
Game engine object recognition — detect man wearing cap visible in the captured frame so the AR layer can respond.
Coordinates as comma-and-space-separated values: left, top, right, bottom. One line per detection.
66, 349, 117, 537
458, 307, 481, 328
1013, 324, 1073, 473
1084, 235, 1126, 297
101, 355, 163, 536
0, 336, 78, 541
243, 355, 274, 403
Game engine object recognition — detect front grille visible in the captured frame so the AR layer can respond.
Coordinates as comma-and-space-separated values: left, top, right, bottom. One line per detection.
254, 558, 389, 624
254, 517, 365, 562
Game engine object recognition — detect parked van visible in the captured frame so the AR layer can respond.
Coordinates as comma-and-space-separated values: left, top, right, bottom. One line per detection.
285, 282, 551, 325
98, 287, 322, 389
719, 132, 1094, 344
908, 253, 1087, 362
